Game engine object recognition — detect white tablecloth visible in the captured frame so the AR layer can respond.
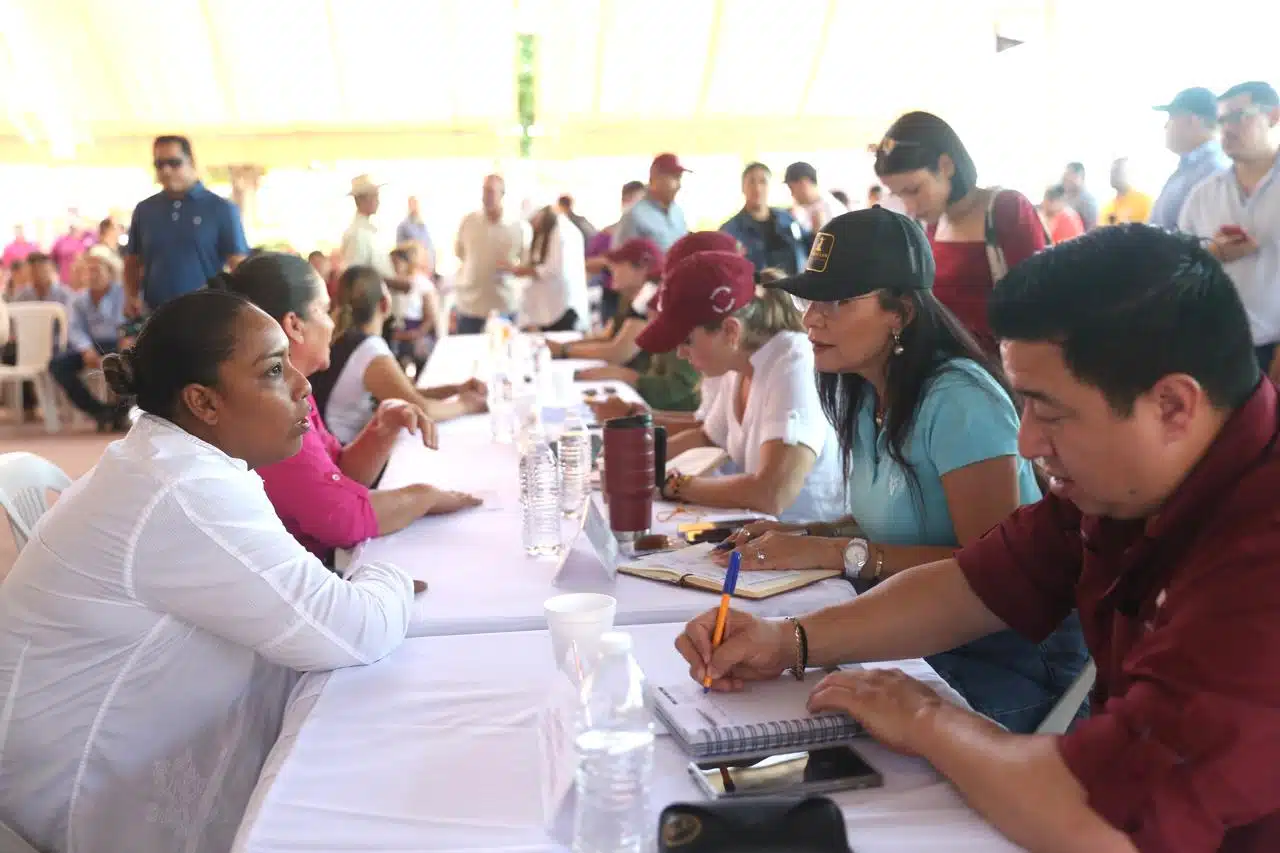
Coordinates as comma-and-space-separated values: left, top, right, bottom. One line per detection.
232, 622, 1020, 853
352, 418, 855, 638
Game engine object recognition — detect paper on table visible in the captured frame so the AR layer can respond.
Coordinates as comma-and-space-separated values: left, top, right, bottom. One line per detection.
624, 543, 827, 594
653, 673, 857, 737
537, 669, 579, 836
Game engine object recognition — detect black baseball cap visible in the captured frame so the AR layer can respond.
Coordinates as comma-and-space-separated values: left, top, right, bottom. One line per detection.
783, 161, 818, 184
768, 208, 934, 302
1154, 87, 1218, 123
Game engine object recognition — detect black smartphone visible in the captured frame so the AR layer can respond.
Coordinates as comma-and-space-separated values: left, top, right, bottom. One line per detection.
690, 746, 882, 799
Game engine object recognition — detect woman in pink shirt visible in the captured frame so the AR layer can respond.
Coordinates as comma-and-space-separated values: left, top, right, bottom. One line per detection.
210, 253, 481, 565
873, 111, 1047, 355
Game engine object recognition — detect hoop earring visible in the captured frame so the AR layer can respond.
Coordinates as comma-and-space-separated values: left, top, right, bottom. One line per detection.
891, 329, 904, 356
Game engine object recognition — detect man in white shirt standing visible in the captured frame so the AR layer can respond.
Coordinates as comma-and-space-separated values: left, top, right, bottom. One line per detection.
784, 162, 848, 240
1179, 80, 1280, 377
453, 174, 524, 335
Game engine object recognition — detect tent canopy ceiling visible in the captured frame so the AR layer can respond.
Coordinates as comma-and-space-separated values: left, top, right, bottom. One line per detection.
0, 0, 1048, 165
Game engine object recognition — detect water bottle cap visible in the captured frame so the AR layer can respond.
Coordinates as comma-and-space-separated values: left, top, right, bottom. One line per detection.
598, 631, 632, 654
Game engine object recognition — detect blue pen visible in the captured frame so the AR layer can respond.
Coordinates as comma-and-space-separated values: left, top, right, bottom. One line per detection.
703, 552, 742, 693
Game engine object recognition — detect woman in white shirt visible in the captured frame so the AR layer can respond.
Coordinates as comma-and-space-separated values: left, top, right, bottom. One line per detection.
640, 253, 845, 522
0, 289, 417, 853
312, 265, 487, 444
513, 204, 590, 332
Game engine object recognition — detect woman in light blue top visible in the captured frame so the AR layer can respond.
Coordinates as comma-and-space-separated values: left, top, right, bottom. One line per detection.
724, 208, 1087, 733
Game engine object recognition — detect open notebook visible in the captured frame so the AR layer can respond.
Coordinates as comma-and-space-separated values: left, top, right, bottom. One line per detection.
652, 673, 865, 759
666, 446, 730, 478
617, 542, 841, 600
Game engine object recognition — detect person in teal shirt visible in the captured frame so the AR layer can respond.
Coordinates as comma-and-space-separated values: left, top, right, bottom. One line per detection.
721, 208, 1087, 733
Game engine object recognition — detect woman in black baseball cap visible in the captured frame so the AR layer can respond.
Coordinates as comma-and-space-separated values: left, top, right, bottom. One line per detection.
720, 207, 1088, 733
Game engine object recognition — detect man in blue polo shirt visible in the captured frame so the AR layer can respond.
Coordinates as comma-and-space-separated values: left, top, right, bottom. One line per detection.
123, 135, 248, 315
612, 153, 689, 252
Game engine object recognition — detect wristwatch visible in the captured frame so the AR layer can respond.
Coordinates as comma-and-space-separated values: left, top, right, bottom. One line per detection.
842, 538, 871, 579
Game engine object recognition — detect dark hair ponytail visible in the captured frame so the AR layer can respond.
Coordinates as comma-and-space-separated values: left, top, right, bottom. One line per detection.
213, 252, 322, 323
333, 265, 385, 338
102, 290, 252, 420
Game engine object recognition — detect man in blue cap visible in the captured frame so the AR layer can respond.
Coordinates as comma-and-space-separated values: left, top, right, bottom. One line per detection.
1150, 87, 1230, 230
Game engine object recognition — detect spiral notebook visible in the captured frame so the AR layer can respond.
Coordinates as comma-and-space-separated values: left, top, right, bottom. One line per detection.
651, 674, 865, 759
618, 543, 841, 600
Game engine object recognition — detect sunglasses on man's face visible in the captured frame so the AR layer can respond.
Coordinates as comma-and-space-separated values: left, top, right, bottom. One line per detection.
154, 158, 185, 170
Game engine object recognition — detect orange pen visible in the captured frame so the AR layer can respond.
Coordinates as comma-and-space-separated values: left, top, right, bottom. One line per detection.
703, 551, 741, 692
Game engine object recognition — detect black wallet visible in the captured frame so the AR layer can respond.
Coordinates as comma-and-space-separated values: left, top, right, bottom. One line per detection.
658, 796, 851, 853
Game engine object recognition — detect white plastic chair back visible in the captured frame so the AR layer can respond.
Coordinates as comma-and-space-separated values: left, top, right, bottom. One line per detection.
0, 452, 72, 552
6, 303, 67, 370
1036, 658, 1097, 735
0, 818, 42, 853
0, 298, 10, 347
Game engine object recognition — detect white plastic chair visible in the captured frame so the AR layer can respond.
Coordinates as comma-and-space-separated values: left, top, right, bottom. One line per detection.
0, 302, 68, 432
0, 452, 72, 552
1035, 659, 1097, 735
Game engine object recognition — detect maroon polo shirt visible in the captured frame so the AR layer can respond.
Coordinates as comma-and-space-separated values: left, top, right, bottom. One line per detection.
957, 378, 1280, 853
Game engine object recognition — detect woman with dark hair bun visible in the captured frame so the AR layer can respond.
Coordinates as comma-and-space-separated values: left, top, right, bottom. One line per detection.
0, 289, 417, 853
874, 111, 1048, 354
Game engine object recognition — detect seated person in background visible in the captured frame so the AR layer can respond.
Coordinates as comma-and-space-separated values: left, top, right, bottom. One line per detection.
550, 237, 663, 365
678, 225, 1280, 852
213, 254, 481, 565
588, 230, 742, 432
556, 237, 702, 412
639, 252, 845, 522
315, 264, 485, 444
720, 209, 1086, 732
49, 245, 129, 431
0, 289, 416, 853
389, 245, 441, 374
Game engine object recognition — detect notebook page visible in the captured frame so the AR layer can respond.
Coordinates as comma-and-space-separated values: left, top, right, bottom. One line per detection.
652, 673, 858, 746
623, 543, 833, 594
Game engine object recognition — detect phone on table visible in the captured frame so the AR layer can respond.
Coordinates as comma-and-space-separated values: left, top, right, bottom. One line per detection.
689, 746, 882, 800
677, 518, 759, 545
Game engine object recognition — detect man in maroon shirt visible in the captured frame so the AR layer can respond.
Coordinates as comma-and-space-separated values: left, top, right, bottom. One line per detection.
676, 224, 1280, 852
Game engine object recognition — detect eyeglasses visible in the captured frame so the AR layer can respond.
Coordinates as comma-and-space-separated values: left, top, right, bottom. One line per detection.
792, 291, 879, 316
153, 158, 185, 170
1220, 105, 1263, 125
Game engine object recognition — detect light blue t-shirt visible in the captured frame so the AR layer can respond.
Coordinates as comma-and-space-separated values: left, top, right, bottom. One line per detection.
846, 358, 1040, 546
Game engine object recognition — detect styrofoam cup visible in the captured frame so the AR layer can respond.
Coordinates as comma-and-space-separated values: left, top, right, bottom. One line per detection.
544, 593, 617, 673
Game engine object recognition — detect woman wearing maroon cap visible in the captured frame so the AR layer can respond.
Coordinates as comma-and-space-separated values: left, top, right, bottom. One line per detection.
551, 237, 701, 412
641, 251, 845, 521
873, 111, 1047, 355
585, 230, 744, 427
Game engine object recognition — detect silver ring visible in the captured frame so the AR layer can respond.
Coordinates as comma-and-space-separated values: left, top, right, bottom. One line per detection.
756, 551, 766, 562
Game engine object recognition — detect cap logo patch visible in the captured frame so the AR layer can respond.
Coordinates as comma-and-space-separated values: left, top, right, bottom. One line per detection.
807, 233, 834, 273
709, 285, 735, 314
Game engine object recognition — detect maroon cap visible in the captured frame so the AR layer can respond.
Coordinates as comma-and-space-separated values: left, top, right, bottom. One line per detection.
651, 153, 691, 176
666, 231, 743, 270
636, 251, 756, 353
606, 237, 664, 281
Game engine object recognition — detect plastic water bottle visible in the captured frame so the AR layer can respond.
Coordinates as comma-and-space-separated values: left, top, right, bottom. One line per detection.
558, 411, 592, 517
519, 427, 563, 556
572, 632, 655, 853
489, 366, 516, 444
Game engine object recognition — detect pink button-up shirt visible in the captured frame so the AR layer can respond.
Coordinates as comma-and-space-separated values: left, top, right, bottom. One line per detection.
257, 396, 379, 563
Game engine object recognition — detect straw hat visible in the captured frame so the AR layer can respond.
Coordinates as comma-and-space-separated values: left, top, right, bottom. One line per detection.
348, 174, 385, 197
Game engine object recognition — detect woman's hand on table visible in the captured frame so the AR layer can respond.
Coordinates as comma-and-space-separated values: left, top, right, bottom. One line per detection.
675, 609, 791, 692
588, 395, 645, 422
807, 669, 945, 758
374, 400, 439, 449
723, 520, 804, 549
458, 389, 488, 415
421, 486, 483, 516
716, 530, 837, 571
576, 365, 637, 384
458, 377, 488, 397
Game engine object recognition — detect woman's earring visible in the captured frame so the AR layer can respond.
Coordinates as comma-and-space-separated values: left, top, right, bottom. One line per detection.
892, 329, 904, 356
